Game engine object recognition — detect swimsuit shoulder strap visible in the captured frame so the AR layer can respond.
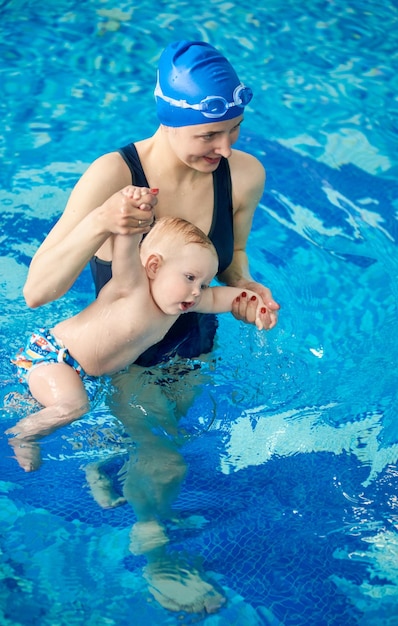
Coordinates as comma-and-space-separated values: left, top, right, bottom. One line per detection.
210, 157, 234, 274
118, 143, 150, 187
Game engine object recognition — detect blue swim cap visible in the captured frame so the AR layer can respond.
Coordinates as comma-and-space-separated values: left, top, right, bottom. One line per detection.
155, 40, 253, 127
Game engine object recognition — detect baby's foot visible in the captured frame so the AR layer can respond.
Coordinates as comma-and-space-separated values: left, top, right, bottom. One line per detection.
8, 437, 42, 472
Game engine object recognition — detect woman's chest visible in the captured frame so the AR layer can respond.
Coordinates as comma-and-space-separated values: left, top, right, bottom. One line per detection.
154, 178, 214, 235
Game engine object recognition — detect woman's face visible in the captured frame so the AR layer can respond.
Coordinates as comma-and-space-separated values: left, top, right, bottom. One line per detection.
164, 115, 244, 171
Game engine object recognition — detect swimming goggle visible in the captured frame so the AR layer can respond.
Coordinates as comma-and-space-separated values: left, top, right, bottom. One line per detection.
154, 76, 253, 119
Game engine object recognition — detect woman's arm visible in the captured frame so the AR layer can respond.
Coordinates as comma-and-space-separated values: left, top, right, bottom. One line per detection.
219, 150, 280, 330
23, 153, 156, 307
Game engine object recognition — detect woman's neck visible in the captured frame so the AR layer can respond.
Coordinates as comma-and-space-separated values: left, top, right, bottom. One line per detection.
136, 128, 204, 186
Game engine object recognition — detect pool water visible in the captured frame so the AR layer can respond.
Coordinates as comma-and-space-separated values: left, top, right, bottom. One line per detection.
1, 1, 398, 624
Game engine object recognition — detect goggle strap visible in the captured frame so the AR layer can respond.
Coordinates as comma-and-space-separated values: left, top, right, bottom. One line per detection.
155, 75, 252, 117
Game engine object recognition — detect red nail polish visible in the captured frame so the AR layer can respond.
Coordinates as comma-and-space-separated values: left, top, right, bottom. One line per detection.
236, 296, 240, 302
150, 188, 159, 193
241, 291, 247, 298
251, 295, 257, 301
261, 307, 266, 314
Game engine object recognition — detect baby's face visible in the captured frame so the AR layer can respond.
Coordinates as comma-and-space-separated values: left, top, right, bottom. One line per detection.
152, 244, 218, 315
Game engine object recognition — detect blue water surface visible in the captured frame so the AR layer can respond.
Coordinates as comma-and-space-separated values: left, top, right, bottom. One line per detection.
1, 1, 398, 625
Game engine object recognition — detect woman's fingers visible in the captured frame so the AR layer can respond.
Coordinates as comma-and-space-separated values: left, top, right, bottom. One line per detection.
232, 292, 257, 323
116, 186, 158, 232
232, 291, 276, 330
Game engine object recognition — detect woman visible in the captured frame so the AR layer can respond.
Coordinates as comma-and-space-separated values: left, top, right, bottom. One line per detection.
23, 40, 279, 366
20, 40, 280, 613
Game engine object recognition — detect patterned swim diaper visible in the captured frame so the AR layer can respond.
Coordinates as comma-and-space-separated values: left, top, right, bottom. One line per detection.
12, 328, 86, 383
12, 329, 108, 403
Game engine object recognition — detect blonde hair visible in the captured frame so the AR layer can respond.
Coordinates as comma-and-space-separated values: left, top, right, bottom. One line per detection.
140, 216, 218, 263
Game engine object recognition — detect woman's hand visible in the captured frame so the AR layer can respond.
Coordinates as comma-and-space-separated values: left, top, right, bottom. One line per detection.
231, 281, 280, 330
97, 185, 158, 236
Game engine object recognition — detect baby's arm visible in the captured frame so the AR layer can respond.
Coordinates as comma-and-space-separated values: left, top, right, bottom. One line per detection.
110, 232, 142, 292
110, 187, 157, 292
197, 287, 268, 330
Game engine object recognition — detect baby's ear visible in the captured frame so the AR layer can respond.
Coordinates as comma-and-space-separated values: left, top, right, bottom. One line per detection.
145, 253, 163, 279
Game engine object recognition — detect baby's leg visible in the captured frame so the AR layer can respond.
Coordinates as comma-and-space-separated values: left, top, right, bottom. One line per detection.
6, 363, 89, 471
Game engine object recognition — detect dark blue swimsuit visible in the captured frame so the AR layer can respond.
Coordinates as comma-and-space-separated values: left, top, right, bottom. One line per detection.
90, 143, 234, 366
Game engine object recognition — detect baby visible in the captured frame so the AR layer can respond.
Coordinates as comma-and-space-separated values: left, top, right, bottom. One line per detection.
7, 186, 267, 468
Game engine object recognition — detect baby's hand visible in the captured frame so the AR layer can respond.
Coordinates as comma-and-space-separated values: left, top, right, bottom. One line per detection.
255, 303, 268, 331
231, 282, 279, 330
121, 185, 158, 207
106, 185, 158, 234
100, 185, 158, 236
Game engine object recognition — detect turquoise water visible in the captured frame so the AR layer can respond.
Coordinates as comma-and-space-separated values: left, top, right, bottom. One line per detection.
1, 0, 398, 624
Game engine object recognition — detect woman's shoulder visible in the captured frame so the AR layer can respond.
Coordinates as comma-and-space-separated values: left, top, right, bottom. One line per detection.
229, 149, 265, 192
81, 150, 132, 184
229, 148, 265, 177
91, 149, 127, 168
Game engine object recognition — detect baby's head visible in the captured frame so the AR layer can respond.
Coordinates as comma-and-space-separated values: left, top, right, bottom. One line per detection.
140, 217, 217, 267
140, 217, 219, 313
